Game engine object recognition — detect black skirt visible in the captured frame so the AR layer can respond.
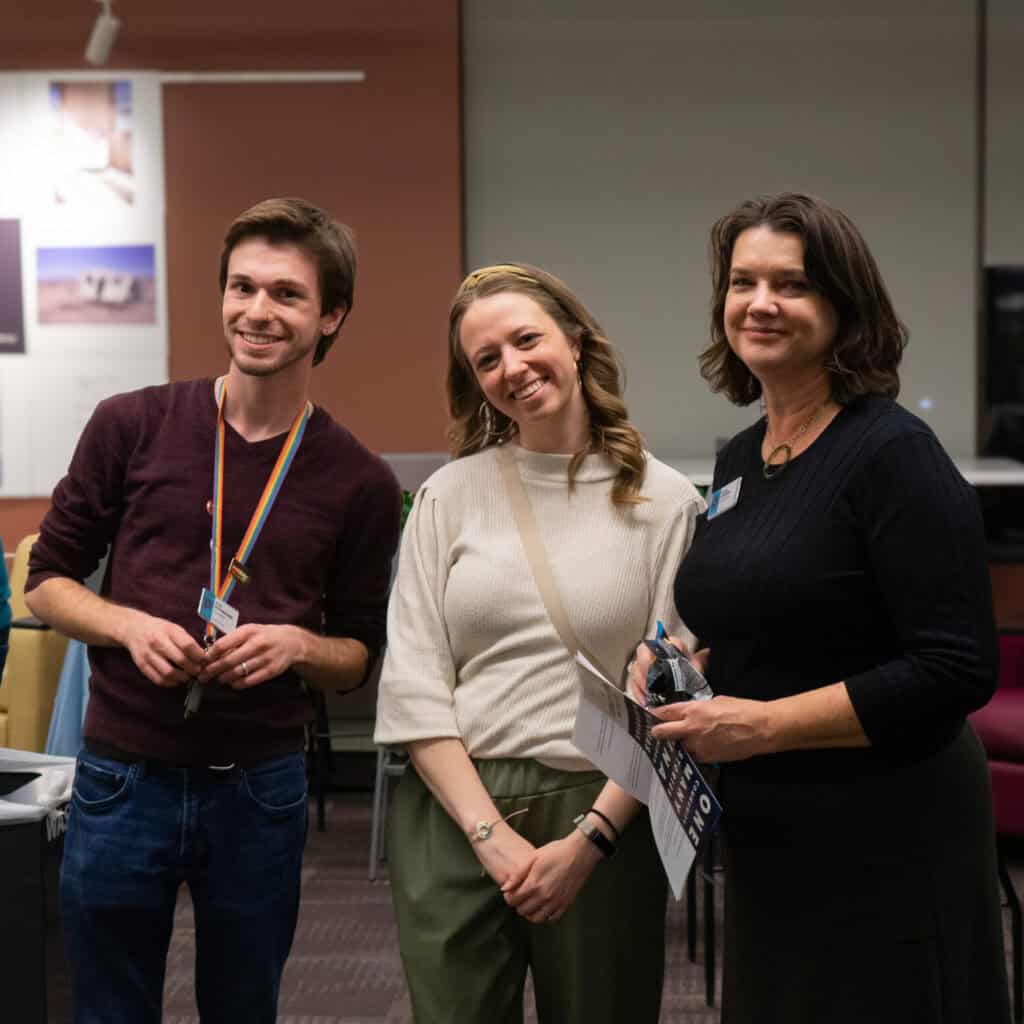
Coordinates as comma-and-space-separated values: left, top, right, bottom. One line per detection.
718, 724, 1010, 1024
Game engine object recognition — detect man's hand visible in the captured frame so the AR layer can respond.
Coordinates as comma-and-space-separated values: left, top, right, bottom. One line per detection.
199, 623, 306, 688
121, 609, 206, 687
500, 829, 603, 924
25, 577, 207, 688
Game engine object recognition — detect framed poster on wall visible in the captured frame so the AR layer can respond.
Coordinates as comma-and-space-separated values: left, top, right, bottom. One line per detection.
0, 219, 25, 354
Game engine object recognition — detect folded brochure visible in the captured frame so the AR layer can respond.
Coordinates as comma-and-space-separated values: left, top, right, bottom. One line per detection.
572, 652, 722, 899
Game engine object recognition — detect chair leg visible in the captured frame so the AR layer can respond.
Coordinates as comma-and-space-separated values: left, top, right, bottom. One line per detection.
380, 764, 392, 864
703, 832, 715, 1007
368, 748, 388, 881
314, 702, 330, 833
998, 848, 1023, 1024
686, 860, 697, 962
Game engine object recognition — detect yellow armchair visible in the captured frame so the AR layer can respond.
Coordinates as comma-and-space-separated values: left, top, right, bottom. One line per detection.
0, 535, 69, 752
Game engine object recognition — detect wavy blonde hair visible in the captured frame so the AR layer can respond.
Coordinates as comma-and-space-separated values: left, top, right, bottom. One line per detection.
447, 262, 647, 505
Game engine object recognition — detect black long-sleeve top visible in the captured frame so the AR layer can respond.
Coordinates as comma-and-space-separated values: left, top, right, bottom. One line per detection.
675, 396, 998, 782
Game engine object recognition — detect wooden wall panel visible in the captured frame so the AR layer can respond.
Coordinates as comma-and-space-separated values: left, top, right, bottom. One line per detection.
992, 564, 1024, 630
1, 500, 51, 550
163, 72, 460, 451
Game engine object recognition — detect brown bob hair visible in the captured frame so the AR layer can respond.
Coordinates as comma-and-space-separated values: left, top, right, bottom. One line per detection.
219, 197, 357, 366
700, 192, 908, 406
447, 263, 648, 505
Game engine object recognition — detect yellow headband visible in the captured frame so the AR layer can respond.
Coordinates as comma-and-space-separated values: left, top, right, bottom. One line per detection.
460, 264, 538, 291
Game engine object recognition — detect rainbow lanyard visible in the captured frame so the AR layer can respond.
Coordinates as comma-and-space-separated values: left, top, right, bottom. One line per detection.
205, 377, 312, 643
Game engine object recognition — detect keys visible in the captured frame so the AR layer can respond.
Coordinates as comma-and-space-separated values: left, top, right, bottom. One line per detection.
183, 680, 202, 719
184, 634, 214, 720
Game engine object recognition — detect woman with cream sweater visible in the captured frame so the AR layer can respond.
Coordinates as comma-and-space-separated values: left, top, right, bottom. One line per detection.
375, 262, 703, 1024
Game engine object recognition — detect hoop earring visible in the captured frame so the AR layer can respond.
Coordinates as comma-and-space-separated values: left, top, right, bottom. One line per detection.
479, 400, 515, 443
480, 399, 495, 439
824, 347, 848, 375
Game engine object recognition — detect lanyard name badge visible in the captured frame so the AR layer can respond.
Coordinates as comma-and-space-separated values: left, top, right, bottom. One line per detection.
706, 476, 742, 521
185, 379, 312, 719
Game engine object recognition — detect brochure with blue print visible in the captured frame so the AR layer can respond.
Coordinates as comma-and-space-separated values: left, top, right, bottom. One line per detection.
572, 654, 722, 899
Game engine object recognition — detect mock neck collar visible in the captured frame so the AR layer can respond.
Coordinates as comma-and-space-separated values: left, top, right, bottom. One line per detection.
497, 443, 619, 483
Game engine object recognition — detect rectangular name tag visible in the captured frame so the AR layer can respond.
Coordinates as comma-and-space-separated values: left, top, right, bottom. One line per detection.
706, 477, 742, 520
197, 588, 239, 634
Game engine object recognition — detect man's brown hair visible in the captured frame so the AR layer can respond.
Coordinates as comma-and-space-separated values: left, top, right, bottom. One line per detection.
219, 197, 357, 366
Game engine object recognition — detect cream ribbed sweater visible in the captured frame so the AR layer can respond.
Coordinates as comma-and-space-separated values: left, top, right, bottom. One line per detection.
374, 445, 705, 770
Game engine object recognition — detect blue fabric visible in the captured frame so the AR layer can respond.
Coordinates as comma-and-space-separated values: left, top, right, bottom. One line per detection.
0, 537, 11, 631
60, 747, 308, 1023
45, 558, 106, 755
45, 640, 90, 756
1, 538, 10, 678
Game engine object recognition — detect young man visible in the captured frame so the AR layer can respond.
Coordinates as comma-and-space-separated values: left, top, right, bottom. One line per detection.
26, 197, 401, 1022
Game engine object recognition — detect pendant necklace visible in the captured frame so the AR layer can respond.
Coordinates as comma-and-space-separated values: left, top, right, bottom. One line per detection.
762, 404, 823, 479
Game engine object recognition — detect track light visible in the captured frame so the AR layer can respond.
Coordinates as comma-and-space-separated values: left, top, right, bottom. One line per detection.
84, 0, 120, 66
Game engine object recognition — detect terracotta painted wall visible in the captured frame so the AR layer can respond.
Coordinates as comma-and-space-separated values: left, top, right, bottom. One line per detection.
163, 73, 459, 449
992, 564, 1024, 630
1, 500, 51, 552
0, 1, 463, 550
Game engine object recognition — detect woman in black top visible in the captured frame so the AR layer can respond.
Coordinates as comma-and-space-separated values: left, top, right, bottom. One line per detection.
635, 193, 1010, 1023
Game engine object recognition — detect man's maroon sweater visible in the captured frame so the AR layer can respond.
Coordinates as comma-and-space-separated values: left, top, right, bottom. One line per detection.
27, 379, 401, 766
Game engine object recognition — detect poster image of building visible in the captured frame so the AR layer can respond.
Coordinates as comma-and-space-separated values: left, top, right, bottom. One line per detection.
50, 79, 134, 207
37, 244, 157, 325
0, 220, 25, 354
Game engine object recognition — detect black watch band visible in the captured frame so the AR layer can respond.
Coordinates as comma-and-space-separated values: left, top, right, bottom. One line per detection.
585, 807, 621, 841
573, 812, 616, 858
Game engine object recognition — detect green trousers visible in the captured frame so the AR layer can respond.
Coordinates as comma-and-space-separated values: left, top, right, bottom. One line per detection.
388, 758, 668, 1024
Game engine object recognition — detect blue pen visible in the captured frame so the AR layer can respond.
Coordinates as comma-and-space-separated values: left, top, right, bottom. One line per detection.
656, 620, 666, 640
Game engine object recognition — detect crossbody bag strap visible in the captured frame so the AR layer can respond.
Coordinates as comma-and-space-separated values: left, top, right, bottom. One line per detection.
495, 445, 619, 684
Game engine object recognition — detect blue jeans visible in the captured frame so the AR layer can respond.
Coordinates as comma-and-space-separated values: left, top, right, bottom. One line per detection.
60, 747, 308, 1023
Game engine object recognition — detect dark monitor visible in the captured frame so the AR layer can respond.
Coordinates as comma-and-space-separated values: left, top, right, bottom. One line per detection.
985, 266, 1024, 418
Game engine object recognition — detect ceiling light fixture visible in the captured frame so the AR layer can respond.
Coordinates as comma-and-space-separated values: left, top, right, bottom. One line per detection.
84, 0, 120, 66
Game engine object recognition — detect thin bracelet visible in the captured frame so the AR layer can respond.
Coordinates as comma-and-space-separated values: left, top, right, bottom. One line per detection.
585, 807, 621, 842
473, 806, 529, 878
471, 806, 528, 843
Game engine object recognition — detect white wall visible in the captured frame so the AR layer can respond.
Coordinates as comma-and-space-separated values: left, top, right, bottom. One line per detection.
987, 0, 1024, 266
464, 1, 980, 456
0, 72, 168, 497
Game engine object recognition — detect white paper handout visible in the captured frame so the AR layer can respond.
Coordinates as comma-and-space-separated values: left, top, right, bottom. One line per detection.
0, 747, 75, 838
572, 652, 722, 899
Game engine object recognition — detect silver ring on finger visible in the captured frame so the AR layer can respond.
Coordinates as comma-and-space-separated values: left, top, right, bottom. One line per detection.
240, 660, 249, 677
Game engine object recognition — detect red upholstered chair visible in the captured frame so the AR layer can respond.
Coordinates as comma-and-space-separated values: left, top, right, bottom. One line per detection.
970, 630, 1024, 1023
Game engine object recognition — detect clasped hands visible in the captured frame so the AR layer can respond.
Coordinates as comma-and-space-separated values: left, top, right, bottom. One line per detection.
123, 610, 303, 690
628, 635, 773, 763
474, 821, 604, 925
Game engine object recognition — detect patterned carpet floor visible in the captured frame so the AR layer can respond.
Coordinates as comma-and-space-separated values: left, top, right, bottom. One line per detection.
47, 791, 1023, 1023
